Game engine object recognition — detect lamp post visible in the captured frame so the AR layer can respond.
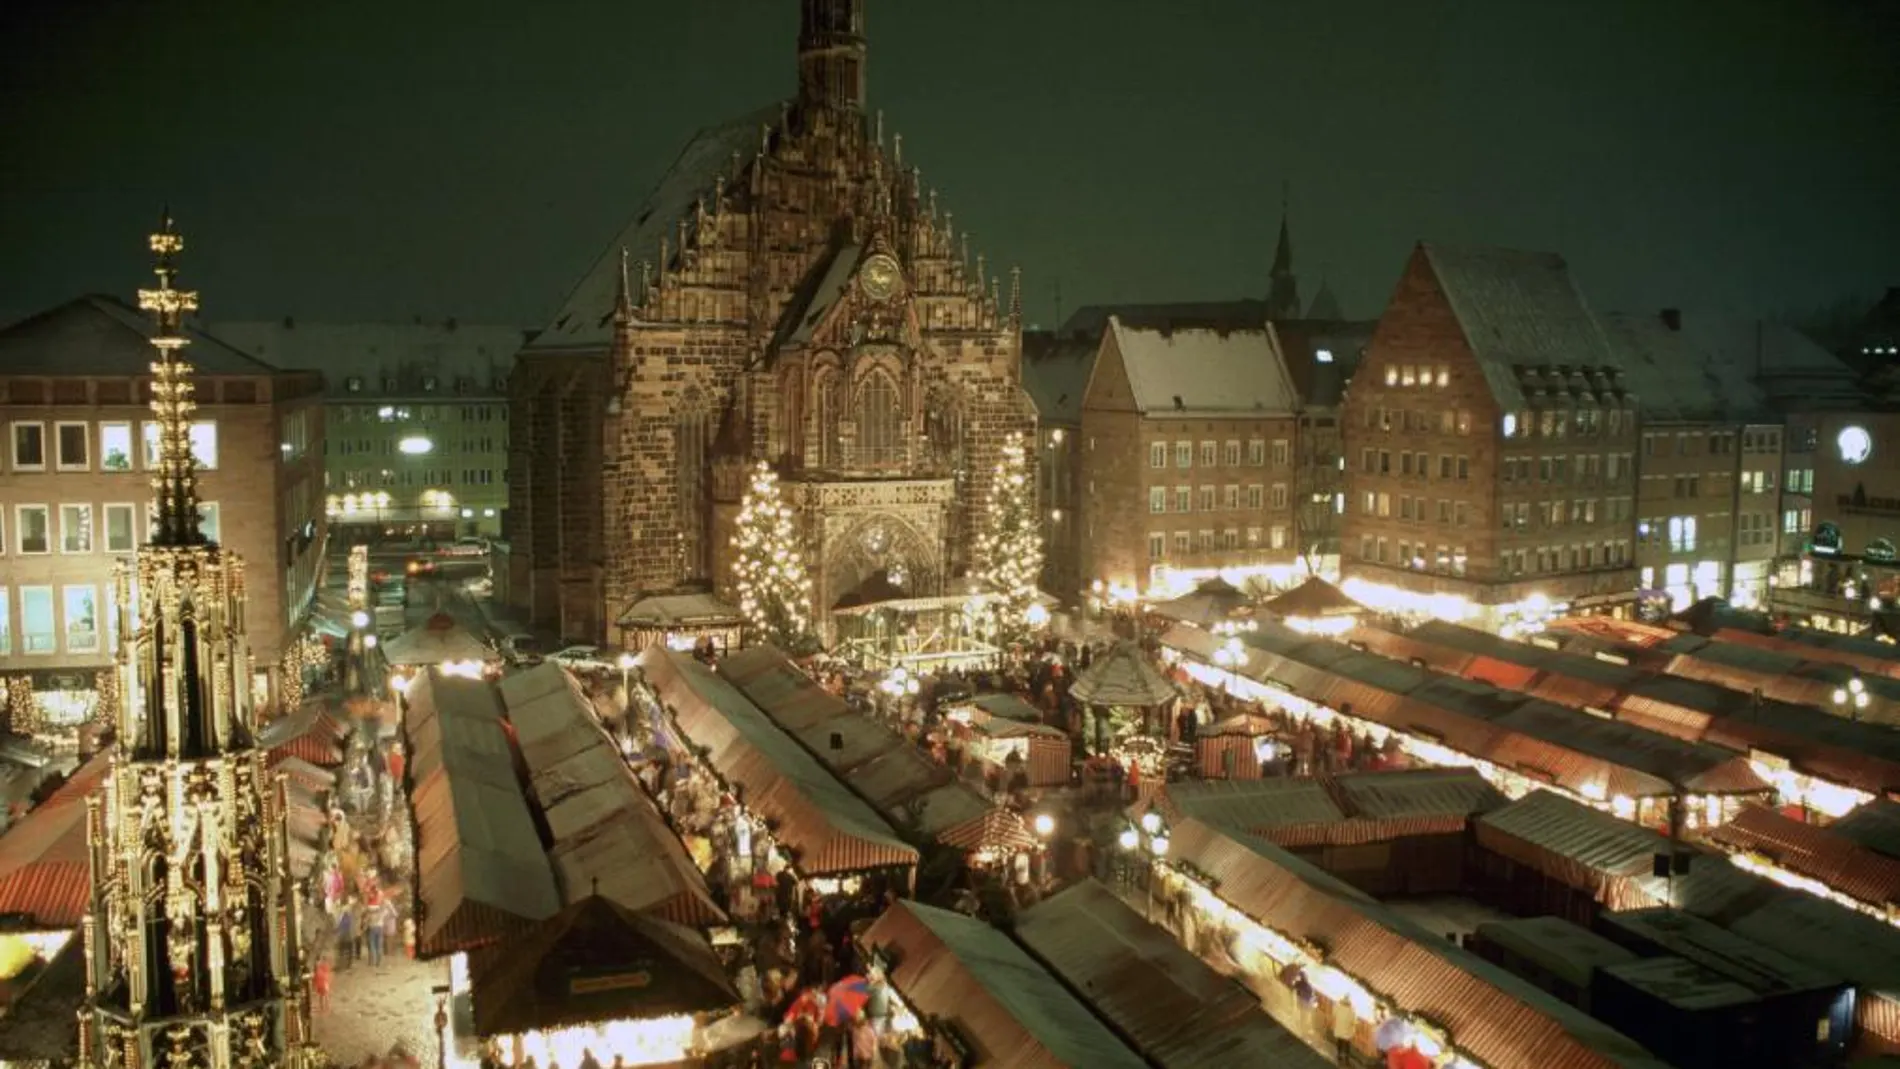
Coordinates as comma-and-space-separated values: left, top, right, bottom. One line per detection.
1833, 674, 1870, 720
1119, 811, 1172, 921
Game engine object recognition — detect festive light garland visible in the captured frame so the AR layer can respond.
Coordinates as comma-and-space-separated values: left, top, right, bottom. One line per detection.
732, 461, 818, 653
974, 431, 1044, 647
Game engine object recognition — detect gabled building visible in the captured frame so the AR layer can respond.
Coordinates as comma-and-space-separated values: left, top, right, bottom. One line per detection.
1341, 245, 1641, 629
503, 2, 1031, 643
1021, 329, 1095, 601
1608, 310, 1861, 614
1080, 316, 1302, 600
0, 295, 326, 717
214, 319, 527, 540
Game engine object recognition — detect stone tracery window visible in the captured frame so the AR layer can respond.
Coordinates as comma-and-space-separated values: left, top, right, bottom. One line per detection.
676, 399, 711, 578
855, 369, 901, 468
813, 369, 843, 467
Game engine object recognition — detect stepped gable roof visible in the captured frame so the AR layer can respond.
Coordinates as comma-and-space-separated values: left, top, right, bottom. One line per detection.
527, 107, 775, 353
1020, 329, 1096, 424
0, 295, 289, 377
1106, 314, 1299, 417
1418, 244, 1625, 411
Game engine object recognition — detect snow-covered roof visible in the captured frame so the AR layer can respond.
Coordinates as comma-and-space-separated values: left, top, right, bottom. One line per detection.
0, 296, 288, 378
212, 320, 525, 398
527, 107, 775, 354
784, 243, 862, 347
1021, 330, 1096, 425
1607, 311, 1863, 423
1420, 244, 1627, 411
1106, 315, 1299, 417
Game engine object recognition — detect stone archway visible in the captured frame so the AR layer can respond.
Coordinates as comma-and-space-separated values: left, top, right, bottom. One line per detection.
825, 512, 941, 609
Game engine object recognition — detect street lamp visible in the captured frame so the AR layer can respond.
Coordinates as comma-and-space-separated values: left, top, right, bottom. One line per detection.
1833, 675, 1872, 719
619, 652, 638, 704
1213, 637, 1248, 692
350, 610, 371, 630
1033, 813, 1055, 838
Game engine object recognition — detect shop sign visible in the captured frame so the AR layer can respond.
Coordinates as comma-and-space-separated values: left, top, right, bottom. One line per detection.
1839, 491, 1900, 516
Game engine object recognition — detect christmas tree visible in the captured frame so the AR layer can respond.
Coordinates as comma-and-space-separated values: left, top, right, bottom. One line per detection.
976, 431, 1045, 647
733, 460, 819, 653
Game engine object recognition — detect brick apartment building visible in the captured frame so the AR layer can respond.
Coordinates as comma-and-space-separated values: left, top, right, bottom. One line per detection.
503, 1, 1032, 643
1607, 311, 1861, 615
1079, 316, 1301, 599
1773, 410, 1900, 633
215, 319, 526, 540
0, 296, 326, 721
1341, 245, 1642, 629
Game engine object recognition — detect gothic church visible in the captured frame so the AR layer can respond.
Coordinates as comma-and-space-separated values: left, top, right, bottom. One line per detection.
505, 0, 1032, 643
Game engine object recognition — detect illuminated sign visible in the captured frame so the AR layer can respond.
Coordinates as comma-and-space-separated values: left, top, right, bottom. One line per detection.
1839, 425, 1873, 465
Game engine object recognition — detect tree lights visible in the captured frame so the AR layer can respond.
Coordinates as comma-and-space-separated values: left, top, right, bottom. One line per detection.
975, 431, 1044, 647
733, 461, 818, 654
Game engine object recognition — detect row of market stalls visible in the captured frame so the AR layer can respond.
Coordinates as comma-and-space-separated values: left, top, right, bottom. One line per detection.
1473, 788, 1900, 1058
400, 669, 740, 1067
1135, 800, 1674, 1069
639, 645, 1041, 877
1163, 619, 1773, 830
1350, 619, 1900, 816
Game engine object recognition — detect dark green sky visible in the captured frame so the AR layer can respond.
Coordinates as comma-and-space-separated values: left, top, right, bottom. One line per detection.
2, 0, 1895, 331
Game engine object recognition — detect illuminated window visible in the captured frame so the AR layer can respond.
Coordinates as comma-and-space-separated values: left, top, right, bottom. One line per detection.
1149, 488, 1166, 514
20, 586, 54, 653
63, 585, 99, 654
1149, 442, 1167, 469
100, 422, 133, 471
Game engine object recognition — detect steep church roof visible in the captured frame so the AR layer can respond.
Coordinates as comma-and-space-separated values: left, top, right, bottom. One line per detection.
1418, 243, 1626, 412
525, 108, 776, 354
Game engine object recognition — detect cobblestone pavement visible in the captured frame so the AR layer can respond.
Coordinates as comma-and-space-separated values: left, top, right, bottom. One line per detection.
315, 952, 448, 1066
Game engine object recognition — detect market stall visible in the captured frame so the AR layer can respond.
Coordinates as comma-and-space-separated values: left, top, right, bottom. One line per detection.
616, 591, 744, 656
383, 612, 500, 677
1069, 641, 1180, 752
462, 894, 741, 1068
1148, 577, 1254, 630
1264, 576, 1365, 636
1194, 711, 1284, 780
832, 576, 1003, 673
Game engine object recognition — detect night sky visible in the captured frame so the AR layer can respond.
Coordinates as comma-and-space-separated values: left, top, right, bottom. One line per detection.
2, 0, 1896, 332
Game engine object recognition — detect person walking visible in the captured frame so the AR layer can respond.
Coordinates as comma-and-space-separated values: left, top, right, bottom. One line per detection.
334, 899, 356, 970
312, 956, 333, 1013
365, 897, 386, 967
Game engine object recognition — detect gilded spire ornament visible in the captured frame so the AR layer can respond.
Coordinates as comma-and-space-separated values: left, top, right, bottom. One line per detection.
77, 216, 319, 1069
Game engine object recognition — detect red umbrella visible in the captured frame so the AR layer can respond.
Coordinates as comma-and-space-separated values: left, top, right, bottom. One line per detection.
824, 975, 872, 1027
781, 988, 823, 1023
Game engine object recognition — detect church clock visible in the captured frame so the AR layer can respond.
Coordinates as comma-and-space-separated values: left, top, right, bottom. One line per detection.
859, 253, 901, 301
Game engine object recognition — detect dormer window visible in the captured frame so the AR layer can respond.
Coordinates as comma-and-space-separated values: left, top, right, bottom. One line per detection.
346, 376, 364, 393
422, 375, 439, 392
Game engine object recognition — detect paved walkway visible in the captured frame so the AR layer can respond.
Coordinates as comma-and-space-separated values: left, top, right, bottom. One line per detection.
314, 952, 448, 1065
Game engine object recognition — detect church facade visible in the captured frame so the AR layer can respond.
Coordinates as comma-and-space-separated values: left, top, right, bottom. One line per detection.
504, 0, 1032, 644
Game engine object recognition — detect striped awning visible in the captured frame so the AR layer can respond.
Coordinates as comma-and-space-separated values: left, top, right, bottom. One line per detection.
936, 807, 1039, 856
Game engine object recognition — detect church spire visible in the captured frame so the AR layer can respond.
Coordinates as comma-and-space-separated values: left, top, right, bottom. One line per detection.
1267, 182, 1301, 320
614, 245, 635, 325
137, 212, 205, 546
797, 0, 867, 114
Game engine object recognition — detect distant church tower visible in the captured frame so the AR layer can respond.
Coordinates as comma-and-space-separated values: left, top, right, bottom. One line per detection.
797, 0, 867, 114
1267, 186, 1301, 320
76, 217, 318, 1069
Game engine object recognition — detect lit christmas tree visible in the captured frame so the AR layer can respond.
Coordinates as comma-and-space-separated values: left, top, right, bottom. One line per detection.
733, 460, 818, 653
976, 431, 1045, 647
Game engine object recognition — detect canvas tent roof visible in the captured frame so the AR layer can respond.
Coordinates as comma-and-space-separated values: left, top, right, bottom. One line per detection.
383, 612, 495, 667
1148, 578, 1253, 627
404, 672, 560, 956
1071, 642, 1179, 707
1265, 577, 1363, 618
863, 901, 1149, 1069
466, 895, 737, 1038
498, 662, 723, 926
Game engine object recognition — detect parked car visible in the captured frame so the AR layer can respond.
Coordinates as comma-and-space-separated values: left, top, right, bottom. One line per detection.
502, 633, 543, 665
550, 644, 630, 673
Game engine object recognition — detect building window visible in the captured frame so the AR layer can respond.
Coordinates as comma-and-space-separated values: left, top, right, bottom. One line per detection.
855, 371, 902, 467
60, 505, 93, 553
1148, 533, 1166, 560
1270, 525, 1288, 550
1271, 439, 1289, 467
1246, 527, 1262, 547
1150, 442, 1167, 469
20, 586, 55, 654
1223, 485, 1240, 510
1248, 485, 1264, 510
814, 371, 843, 465
104, 504, 137, 552
1248, 439, 1266, 466
55, 421, 89, 470
1377, 492, 1391, 518
1221, 529, 1240, 550
1271, 484, 1289, 509
198, 502, 221, 544
1667, 515, 1697, 553
1200, 441, 1217, 467
1223, 441, 1241, 467
11, 423, 46, 470
63, 585, 99, 654
16, 506, 50, 554
1197, 529, 1215, 552
1149, 487, 1166, 514
1173, 532, 1191, 555
0, 589, 8, 655
1175, 441, 1193, 468
1175, 486, 1191, 513
98, 422, 133, 471
1359, 535, 1373, 560
675, 403, 710, 576
1198, 486, 1216, 512
1362, 448, 1375, 474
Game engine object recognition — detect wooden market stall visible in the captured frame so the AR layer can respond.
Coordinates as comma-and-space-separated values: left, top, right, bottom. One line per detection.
1149, 576, 1254, 629
1194, 711, 1283, 780
615, 591, 744, 656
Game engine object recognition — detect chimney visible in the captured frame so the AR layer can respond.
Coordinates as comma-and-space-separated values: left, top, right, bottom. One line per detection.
1660, 308, 1682, 331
